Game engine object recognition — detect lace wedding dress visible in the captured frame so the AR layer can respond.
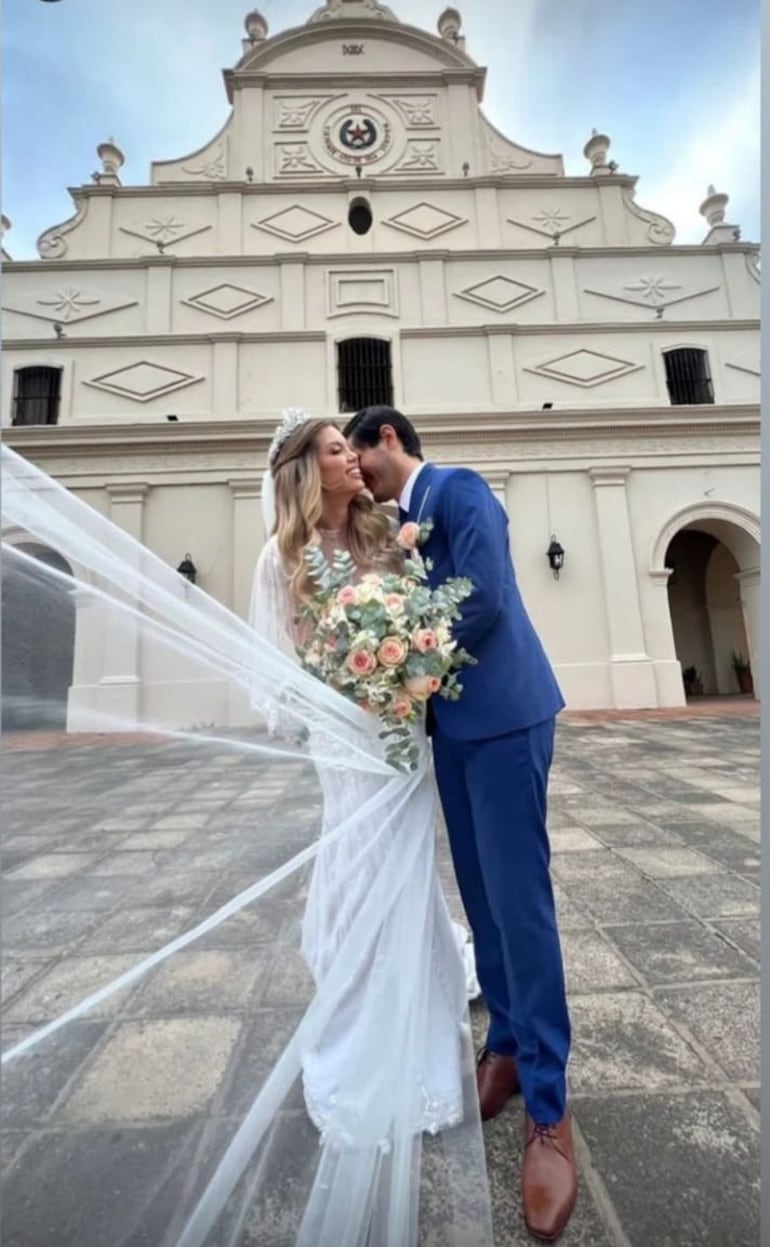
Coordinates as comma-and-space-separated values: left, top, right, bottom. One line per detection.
250, 529, 473, 1140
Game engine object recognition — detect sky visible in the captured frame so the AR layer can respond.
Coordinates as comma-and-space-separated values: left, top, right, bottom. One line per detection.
2, 0, 760, 259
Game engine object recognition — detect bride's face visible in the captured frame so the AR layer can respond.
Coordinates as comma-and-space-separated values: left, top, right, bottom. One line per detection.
315, 425, 365, 499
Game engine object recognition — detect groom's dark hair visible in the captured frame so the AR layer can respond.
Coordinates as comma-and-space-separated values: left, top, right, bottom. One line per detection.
343, 405, 423, 460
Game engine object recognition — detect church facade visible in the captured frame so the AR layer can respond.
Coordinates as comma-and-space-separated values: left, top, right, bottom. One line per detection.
2, 0, 760, 729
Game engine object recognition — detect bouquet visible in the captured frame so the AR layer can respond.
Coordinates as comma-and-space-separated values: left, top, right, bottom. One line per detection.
294, 524, 476, 772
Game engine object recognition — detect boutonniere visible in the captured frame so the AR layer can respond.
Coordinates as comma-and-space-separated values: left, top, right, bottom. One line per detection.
397, 517, 434, 551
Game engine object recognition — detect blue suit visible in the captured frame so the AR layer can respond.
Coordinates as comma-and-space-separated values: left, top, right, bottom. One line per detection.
404, 464, 570, 1124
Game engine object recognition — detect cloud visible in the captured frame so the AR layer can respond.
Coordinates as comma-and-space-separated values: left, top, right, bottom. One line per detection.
640, 61, 760, 243
1, 0, 759, 257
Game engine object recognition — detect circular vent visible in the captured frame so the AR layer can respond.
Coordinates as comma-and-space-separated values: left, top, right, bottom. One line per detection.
348, 198, 373, 236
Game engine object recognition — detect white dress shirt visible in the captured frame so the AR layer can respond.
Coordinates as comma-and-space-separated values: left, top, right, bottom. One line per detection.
398, 462, 426, 515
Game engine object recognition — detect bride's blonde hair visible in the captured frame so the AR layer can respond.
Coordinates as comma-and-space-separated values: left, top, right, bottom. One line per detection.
271, 418, 400, 603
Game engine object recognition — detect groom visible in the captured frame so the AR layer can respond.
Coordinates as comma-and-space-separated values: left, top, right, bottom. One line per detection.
344, 406, 576, 1242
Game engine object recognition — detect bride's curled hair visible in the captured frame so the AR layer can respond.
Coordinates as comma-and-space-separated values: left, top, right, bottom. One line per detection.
271, 418, 400, 603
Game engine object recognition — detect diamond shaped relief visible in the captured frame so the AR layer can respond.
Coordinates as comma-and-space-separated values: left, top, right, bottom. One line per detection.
182, 284, 273, 320
384, 202, 467, 240
84, 362, 203, 403
252, 206, 338, 243
455, 276, 543, 313
526, 349, 642, 388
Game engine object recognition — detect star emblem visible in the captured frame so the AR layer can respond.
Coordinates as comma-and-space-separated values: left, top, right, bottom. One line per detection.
623, 277, 681, 304
340, 116, 377, 150
37, 288, 101, 320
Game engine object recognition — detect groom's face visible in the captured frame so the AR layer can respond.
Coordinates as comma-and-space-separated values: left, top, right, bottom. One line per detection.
352, 433, 401, 504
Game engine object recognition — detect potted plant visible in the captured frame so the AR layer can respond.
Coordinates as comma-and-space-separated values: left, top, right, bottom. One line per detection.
682, 666, 703, 697
731, 651, 754, 696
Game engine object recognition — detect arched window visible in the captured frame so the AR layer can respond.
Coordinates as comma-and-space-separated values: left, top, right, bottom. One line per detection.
337, 338, 393, 412
663, 348, 714, 405
12, 366, 62, 426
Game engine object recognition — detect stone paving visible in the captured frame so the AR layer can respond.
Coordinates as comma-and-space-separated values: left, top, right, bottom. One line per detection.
1, 711, 760, 1246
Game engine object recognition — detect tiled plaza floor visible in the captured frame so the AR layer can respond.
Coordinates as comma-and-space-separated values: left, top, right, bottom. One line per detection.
1, 710, 760, 1246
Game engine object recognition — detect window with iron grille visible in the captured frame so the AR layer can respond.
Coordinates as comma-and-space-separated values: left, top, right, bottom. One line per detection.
337, 338, 393, 412
12, 366, 62, 426
663, 348, 714, 405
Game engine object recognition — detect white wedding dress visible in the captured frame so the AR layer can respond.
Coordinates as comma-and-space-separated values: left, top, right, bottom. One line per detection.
250, 530, 477, 1141
1, 444, 495, 1247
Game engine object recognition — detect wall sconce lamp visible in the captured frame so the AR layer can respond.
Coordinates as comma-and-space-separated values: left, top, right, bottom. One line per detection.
546, 535, 565, 580
177, 554, 197, 584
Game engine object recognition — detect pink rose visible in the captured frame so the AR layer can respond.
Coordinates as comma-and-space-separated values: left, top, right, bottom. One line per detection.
404, 674, 442, 700
347, 649, 377, 677
412, 628, 438, 653
377, 637, 408, 668
384, 593, 405, 611
397, 522, 421, 551
336, 585, 359, 607
391, 693, 414, 719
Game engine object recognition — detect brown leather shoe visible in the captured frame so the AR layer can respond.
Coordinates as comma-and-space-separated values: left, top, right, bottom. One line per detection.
476, 1048, 521, 1121
522, 1111, 578, 1242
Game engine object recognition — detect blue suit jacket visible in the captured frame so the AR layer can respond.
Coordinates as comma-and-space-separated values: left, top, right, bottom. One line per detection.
405, 464, 564, 741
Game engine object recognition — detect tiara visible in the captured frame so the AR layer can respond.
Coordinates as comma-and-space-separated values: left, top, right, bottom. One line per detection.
267, 408, 315, 468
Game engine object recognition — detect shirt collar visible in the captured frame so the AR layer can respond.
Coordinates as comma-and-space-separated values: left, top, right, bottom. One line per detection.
398, 461, 425, 513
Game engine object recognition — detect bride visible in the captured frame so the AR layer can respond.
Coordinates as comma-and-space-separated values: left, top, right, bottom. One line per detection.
250, 409, 480, 1141
0, 421, 492, 1247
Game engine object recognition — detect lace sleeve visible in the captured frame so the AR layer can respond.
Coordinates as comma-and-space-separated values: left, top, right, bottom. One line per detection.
248, 538, 304, 739
249, 537, 296, 660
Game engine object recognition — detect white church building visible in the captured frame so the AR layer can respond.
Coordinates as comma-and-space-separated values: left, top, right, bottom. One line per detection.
2, 0, 760, 730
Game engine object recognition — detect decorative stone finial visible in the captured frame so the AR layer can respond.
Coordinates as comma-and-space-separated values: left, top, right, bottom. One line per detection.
583, 130, 611, 173
309, 0, 399, 23
244, 9, 268, 41
699, 185, 729, 227
95, 137, 124, 185
438, 7, 462, 39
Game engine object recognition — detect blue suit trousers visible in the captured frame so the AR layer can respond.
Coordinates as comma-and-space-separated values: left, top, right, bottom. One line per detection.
433, 718, 570, 1124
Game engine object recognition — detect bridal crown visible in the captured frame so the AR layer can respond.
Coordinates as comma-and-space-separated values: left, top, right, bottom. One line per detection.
268, 408, 318, 468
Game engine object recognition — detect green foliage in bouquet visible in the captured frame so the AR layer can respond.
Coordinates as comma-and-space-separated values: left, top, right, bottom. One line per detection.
293, 541, 476, 773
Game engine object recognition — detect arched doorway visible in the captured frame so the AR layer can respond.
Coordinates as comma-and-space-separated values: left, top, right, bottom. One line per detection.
654, 505, 760, 701
1, 542, 76, 731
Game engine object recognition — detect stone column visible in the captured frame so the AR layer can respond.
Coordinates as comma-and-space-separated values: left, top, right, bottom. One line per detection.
213, 340, 238, 421
590, 467, 657, 707
549, 252, 579, 322
145, 264, 172, 334
217, 191, 243, 256
418, 256, 447, 325
99, 483, 149, 719
736, 566, 761, 699
487, 334, 517, 406
484, 468, 511, 512
229, 479, 264, 620
474, 186, 501, 249
280, 261, 306, 330
645, 568, 686, 707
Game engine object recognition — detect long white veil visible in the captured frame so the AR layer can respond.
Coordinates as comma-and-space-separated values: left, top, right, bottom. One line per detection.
0, 443, 493, 1247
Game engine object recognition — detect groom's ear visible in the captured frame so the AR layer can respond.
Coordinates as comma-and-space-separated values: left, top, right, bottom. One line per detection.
379, 424, 400, 451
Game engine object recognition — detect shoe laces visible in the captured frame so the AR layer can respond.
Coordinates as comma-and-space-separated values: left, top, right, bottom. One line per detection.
527, 1121, 570, 1161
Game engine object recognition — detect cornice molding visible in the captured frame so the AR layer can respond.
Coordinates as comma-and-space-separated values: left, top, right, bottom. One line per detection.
3, 405, 759, 466
400, 319, 760, 338
3, 320, 759, 351
4, 331, 327, 350
5, 241, 759, 273
227, 68, 486, 95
